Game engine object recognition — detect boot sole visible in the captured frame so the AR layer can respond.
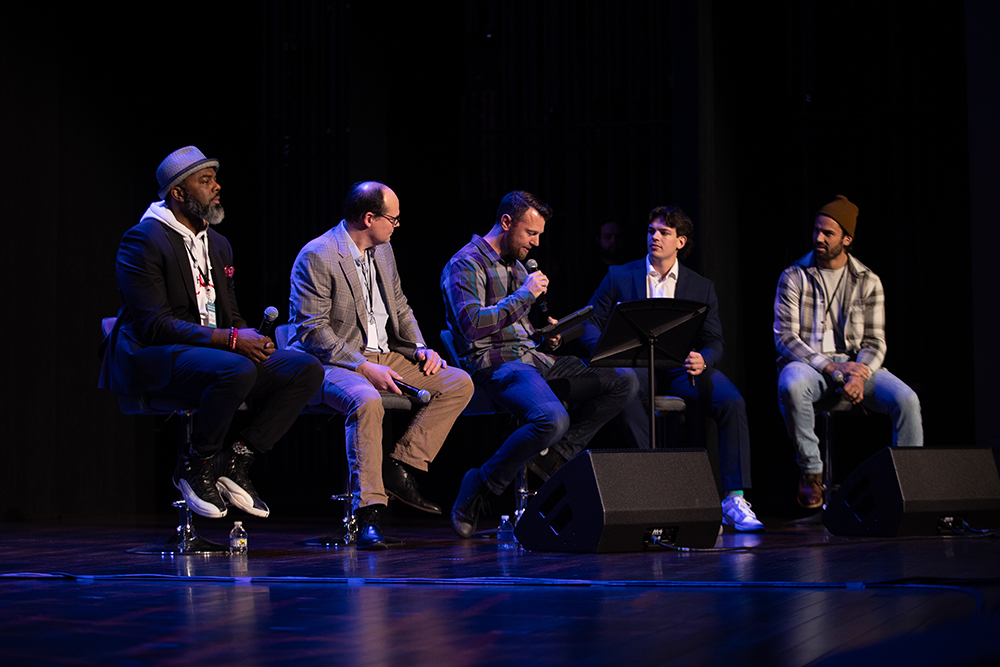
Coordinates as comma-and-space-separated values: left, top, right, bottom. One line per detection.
174, 479, 227, 519
217, 477, 270, 518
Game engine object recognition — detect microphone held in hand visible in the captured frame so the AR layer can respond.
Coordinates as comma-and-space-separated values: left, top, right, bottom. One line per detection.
525, 259, 548, 313
394, 379, 431, 404
832, 369, 867, 412
258, 307, 279, 337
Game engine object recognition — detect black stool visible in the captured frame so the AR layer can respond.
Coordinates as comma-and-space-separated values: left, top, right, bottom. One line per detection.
274, 324, 417, 547
102, 317, 232, 555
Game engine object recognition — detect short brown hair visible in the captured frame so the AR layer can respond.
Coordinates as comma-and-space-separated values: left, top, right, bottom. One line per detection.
496, 190, 553, 224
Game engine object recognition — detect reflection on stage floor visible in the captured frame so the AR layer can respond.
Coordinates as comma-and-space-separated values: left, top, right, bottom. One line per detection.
1, 515, 997, 666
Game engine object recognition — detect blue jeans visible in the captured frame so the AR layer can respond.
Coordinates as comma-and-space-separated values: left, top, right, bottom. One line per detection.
777, 360, 923, 474
472, 356, 638, 494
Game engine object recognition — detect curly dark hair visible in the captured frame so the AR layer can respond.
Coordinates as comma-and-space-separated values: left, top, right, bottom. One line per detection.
648, 205, 693, 260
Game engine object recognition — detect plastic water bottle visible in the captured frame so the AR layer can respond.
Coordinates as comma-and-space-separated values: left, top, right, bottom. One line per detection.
497, 515, 517, 550
229, 521, 248, 554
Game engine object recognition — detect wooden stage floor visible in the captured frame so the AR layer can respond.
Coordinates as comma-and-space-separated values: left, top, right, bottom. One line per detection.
1, 512, 998, 666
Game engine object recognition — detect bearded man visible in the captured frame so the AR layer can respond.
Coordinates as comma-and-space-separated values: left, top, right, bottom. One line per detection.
101, 146, 323, 519
774, 195, 923, 509
441, 190, 637, 538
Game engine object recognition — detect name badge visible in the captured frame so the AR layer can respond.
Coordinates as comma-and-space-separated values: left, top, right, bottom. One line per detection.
822, 327, 834, 353
207, 302, 218, 328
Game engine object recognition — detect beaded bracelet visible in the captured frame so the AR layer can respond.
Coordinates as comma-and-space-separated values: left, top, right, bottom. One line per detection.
228, 327, 239, 351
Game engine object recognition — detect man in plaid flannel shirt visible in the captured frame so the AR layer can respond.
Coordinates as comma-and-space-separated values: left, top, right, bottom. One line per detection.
441, 190, 638, 538
774, 195, 922, 509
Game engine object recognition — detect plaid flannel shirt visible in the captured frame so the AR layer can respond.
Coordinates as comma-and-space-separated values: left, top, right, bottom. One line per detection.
773, 251, 886, 373
441, 235, 552, 372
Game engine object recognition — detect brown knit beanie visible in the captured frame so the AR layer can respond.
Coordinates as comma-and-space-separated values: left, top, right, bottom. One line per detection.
816, 195, 858, 237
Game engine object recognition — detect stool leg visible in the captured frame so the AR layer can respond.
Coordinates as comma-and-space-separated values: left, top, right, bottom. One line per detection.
338, 456, 357, 545
300, 442, 359, 547
177, 500, 197, 551
126, 499, 229, 555
334, 494, 358, 545
127, 409, 229, 556
515, 464, 532, 524
299, 492, 357, 547
822, 411, 834, 508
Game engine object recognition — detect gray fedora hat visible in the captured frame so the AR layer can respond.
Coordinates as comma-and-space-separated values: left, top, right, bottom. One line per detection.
156, 146, 220, 199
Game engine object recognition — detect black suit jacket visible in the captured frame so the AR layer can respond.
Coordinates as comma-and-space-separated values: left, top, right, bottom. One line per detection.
580, 258, 725, 369
100, 218, 246, 395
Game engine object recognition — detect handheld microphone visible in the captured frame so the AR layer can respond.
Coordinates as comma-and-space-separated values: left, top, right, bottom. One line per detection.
394, 379, 431, 404
685, 352, 700, 387
258, 306, 279, 337
525, 259, 548, 313
832, 369, 867, 412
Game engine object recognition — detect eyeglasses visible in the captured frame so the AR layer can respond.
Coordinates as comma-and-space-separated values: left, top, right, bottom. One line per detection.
378, 213, 401, 228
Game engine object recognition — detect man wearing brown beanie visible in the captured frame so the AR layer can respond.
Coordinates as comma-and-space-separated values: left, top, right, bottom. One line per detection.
773, 195, 923, 509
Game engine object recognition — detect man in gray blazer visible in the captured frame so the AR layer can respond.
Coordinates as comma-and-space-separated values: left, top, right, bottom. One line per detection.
289, 181, 473, 549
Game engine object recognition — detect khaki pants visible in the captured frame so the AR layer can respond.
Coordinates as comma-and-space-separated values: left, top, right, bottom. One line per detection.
316, 351, 474, 508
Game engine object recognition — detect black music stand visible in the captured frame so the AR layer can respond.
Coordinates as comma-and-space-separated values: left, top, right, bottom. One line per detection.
588, 299, 709, 449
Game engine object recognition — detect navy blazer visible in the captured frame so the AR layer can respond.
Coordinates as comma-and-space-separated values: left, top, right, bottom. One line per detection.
100, 219, 246, 395
580, 258, 725, 369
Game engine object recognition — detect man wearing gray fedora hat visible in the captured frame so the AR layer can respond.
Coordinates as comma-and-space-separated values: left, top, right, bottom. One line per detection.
100, 146, 323, 520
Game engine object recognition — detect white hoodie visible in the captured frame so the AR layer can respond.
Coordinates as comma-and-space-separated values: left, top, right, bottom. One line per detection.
142, 200, 217, 327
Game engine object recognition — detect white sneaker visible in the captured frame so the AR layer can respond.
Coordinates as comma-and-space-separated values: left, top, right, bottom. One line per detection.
722, 494, 764, 532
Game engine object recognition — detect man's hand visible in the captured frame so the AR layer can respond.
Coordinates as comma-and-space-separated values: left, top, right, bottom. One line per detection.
684, 351, 707, 376
825, 361, 871, 382
416, 348, 446, 375
841, 375, 866, 404
523, 270, 549, 298
358, 361, 404, 394
235, 328, 275, 363
544, 316, 562, 350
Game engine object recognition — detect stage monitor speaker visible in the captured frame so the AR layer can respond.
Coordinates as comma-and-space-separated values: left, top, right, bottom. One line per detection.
513, 449, 722, 553
823, 447, 1000, 537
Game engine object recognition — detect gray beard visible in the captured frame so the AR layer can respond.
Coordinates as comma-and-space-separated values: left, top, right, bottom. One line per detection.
183, 194, 225, 226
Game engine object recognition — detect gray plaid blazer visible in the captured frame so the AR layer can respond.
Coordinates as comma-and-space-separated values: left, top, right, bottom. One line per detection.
288, 226, 425, 370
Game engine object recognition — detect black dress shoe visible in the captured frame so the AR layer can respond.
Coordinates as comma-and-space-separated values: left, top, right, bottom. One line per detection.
383, 458, 442, 514
526, 448, 567, 482
451, 468, 488, 538
355, 504, 388, 550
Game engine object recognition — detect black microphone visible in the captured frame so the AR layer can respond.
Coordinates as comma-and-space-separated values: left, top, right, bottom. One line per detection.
525, 259, 548, 313
258, 306, 279, 337
832, 369, 867, 413
394, 379, 431, 404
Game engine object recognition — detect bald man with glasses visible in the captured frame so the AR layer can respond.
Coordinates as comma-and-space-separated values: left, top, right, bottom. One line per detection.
288, 181, 473, 549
